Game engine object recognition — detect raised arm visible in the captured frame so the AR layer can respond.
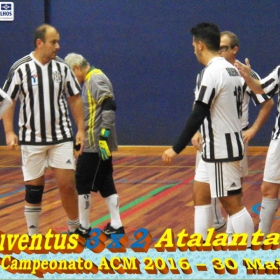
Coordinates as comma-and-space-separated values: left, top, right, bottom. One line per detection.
234, 59, 264, 94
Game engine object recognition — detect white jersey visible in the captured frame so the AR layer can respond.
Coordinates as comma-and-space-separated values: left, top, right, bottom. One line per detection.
259, 65, 280, 139
3, 52, 81, 145
195, 57, 244, 162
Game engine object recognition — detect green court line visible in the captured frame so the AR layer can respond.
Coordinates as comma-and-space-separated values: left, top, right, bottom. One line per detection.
248, 170, 264, 174
90, 182, 178, 227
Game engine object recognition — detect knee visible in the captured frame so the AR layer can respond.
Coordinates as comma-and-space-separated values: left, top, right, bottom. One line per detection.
193, 182, 211, 205
25, 185, 44, 204
261, 182, 279, 198
76, 184, 91, 195
220, 195, 243, 216
99, 184, 117, 198
59, 183, 76, 195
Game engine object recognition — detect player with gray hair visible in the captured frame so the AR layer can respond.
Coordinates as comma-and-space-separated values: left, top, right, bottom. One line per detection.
65, 53, 124, 239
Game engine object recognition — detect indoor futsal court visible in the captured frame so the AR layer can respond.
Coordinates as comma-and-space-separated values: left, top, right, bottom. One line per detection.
0, 145, 277, 246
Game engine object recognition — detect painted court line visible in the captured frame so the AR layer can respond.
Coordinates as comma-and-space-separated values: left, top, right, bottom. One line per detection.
90, 176, 194, 227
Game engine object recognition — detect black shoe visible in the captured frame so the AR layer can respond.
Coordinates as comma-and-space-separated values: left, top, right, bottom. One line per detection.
103, 223, 125, 238
74, 225, 91, 239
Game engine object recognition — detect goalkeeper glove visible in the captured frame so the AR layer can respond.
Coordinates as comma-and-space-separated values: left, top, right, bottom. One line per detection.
99, 128, 111, 160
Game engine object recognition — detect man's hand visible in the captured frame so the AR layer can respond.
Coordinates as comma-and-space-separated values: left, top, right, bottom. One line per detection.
5, 131, 18, 150
191, 131, 202, 151
242, 128, 256, 144
99, 128, 111, 160
75, 129, 85, 155
234, 58, 252, 80
162, 147, 177, 164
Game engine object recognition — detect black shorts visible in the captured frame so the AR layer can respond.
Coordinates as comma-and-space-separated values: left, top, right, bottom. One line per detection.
75, 152, 116, 197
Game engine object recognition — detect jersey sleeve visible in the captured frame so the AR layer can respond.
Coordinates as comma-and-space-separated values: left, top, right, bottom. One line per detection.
260, 65, 280, 98
245, 68, 271, 106
64, 66, 81, 97
3, 66, 21, 100
248, 90, 271, 106
89, 75, 114, 104
195, 69, 216, 106
90, 75, 115, 130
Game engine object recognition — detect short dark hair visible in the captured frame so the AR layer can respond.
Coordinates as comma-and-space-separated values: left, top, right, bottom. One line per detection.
221, 31, 239, 48
190, 22, 220, 52
34, 24, 57, 48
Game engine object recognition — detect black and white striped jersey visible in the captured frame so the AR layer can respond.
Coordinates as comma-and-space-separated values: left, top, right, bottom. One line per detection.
3, 52, 81, 145
259, 65, 280, 139
195, 57, 244, 162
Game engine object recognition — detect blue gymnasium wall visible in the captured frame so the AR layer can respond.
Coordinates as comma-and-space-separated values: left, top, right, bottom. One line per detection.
0, 0, 279, 146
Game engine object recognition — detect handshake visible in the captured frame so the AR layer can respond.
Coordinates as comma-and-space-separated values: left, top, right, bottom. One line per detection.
99, 128, 111, 160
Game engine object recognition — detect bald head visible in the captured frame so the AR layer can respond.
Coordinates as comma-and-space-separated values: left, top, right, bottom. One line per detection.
34, 24, 58, 48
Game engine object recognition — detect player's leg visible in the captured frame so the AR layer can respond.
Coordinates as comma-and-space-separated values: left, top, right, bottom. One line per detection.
259, 182, 280, 236
193, 159, 213, 241
97, 157, 124, 238
75, 152, 99, 238
258, 139, 280, 235
21, 145, 47, 236
211, 198, 226, 230
210, 161, 254, 247
49, 142, 79, 233
196, 151, 226, 231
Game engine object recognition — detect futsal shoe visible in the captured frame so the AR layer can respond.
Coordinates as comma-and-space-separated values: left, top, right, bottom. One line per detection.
74, 225, 92, 239
103, 223, 125, 238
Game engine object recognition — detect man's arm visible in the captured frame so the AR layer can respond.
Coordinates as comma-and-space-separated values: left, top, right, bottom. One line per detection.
3, 100, 18, 149
67, 94, 85, 154
234, 59, 264, 94
243, 98, 274, 144
99, 97, 116, 160
162, 101, 209, 164
0, 89, 12, 119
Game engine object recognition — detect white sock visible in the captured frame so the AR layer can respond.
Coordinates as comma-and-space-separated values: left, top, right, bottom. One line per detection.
24, 205, 41, 236
78, 194, 92, 229
230, 207, 254, 247
226, 215, 234, 243
258, 197, 279, 236
105, 194, 122, 229
194, 204, 213, 241
211, 198, 225, 224
67, 219, 79, 233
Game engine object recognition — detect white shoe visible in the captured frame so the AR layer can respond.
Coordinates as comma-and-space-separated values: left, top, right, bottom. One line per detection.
213, 221, 227, 232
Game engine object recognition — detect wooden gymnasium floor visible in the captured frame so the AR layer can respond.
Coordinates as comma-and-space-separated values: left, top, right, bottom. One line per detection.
0, 145, 277, 246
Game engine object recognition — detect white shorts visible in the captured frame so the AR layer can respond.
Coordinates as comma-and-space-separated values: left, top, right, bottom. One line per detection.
196, 148, 248, 178
263, 139, 280, 184
194, 158, 242, 198
21, 142, 75, 181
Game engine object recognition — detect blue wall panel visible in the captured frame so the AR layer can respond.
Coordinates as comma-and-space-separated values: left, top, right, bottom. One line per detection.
0, 0, 279, 146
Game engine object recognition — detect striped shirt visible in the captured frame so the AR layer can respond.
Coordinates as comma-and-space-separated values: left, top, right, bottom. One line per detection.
3, 52, 81, 145
195, 57, 244, 162
259, 65, 280, 139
